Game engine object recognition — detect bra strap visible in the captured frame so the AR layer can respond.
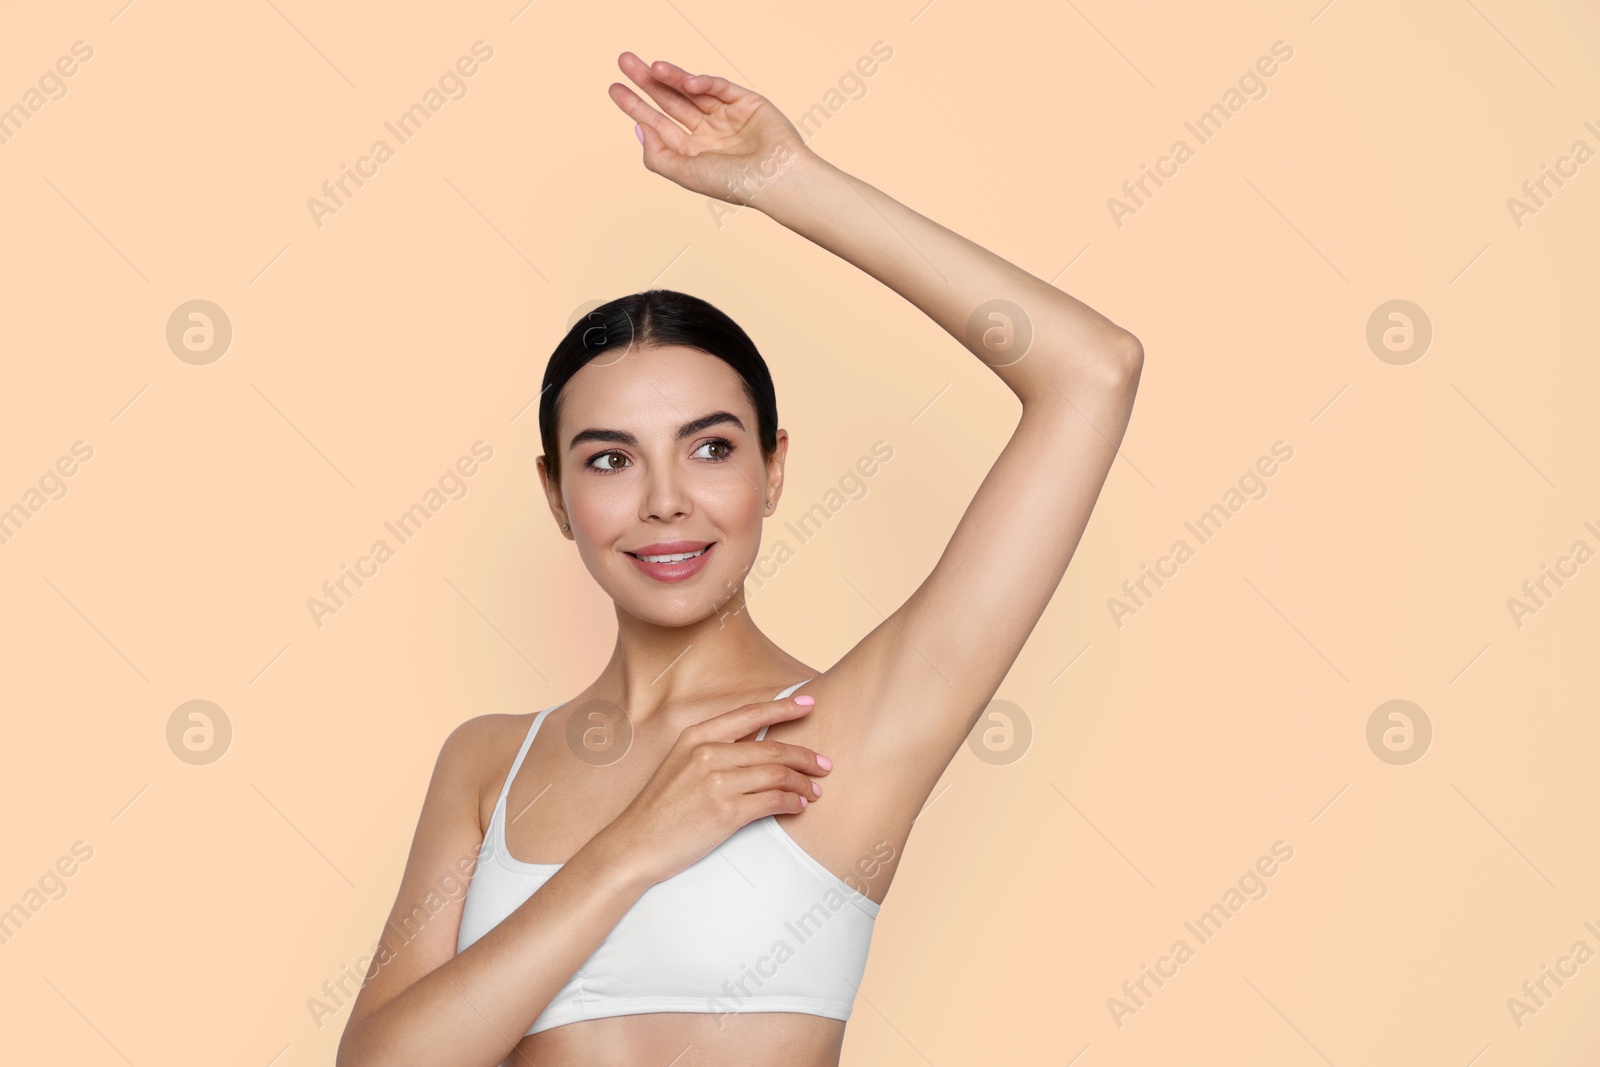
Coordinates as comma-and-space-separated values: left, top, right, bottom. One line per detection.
496, 704, 559, 816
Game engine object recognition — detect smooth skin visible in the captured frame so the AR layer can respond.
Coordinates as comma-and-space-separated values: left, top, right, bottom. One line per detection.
337, 51, 1142, 1067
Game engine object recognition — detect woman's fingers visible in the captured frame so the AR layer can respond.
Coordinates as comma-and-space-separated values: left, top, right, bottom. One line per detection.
716, 739, 831, 778
617, 52, 709, 128
647, 58, 747, 109
606, 81, 689, 156
624, 53, 750, 115
721, 764, 821, 803
685, 694, 816, 746
605, 80, 664, 131
644, 59, 724, 115
682, 72, 745, 108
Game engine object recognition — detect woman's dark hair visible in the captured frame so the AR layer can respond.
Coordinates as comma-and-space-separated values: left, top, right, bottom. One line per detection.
539, 289, 779, 488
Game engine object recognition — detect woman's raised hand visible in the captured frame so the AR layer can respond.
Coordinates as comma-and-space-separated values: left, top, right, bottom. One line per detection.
600, 692, 831, 887
608, 51, 813, 206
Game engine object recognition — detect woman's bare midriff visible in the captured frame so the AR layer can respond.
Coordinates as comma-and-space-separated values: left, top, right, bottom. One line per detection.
500, 1009, 846, 1066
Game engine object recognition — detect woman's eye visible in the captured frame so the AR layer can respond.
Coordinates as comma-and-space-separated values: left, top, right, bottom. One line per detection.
695, 439, 736, 462
587, 451, 630, 473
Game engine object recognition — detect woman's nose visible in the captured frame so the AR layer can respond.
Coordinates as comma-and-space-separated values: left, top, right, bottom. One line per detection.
639, 467, 691, 521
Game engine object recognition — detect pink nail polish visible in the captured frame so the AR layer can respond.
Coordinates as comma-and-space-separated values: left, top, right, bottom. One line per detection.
795, 695, 814, 706
800, 796, 808, 808
816, 754, 832, 770
634, 123, 643, 144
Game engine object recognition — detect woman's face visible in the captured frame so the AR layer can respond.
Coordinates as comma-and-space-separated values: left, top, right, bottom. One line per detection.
541, 344, 786, 626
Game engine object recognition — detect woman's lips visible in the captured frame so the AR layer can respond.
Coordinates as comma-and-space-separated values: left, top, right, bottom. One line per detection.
625, 542, 715, 582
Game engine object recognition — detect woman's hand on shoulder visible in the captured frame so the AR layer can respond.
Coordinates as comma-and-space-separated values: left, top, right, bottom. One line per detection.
608, 51, 819, 208
598, 692, 832, 886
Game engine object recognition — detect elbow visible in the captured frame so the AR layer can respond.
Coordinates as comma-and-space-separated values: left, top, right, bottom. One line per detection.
1107, 332, 1144, 381
1028, 334, 1143, 411
1073, 333, 1141, 396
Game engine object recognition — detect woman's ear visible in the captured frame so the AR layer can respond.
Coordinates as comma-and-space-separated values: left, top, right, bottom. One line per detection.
765, 429, 789, 510
536, 455, 571, 535
536, 454, 552, 497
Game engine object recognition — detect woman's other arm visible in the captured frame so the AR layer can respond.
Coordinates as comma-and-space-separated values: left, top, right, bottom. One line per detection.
335, 718, 655, 1067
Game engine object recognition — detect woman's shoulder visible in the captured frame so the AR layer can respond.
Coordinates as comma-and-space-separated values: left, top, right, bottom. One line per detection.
432, 710, 544, 836
436, 710, 534, 767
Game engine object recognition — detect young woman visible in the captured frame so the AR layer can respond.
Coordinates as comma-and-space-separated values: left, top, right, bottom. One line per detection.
337, 51, 1142, 1067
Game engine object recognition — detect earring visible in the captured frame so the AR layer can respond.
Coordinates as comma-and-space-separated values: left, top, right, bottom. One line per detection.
561, 523, 570, 532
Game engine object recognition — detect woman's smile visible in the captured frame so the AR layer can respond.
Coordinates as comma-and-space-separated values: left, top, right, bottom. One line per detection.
624, 540, 717, 581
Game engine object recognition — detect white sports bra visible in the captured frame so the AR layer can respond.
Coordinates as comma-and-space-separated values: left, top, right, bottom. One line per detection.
455, 679, 880, 1036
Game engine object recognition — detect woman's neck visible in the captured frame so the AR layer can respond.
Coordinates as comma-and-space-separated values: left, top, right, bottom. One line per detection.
589, 601, 807, 724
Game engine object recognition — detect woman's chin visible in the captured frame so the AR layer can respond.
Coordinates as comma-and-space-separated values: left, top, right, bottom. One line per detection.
621, 586, 743, 629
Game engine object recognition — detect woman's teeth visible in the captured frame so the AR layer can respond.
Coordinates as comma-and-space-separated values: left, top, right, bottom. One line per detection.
635, 547, 708, 563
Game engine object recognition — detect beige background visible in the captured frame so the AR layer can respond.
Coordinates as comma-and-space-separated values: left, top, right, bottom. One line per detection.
1, 0, 1596, 1064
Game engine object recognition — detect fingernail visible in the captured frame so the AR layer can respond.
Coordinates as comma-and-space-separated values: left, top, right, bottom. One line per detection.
794, 695, 814, 706
800, 796, 808, 808
812, 780, 822, 797
816, 754, 833, 770
634, 123, 643, 144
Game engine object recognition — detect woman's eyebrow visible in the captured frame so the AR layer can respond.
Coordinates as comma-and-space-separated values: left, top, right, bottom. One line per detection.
568, 411, 746, 451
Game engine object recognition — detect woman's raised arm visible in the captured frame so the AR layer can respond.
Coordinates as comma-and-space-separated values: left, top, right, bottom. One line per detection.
610, 53, 1142, 798
756, 147, 1143, 791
